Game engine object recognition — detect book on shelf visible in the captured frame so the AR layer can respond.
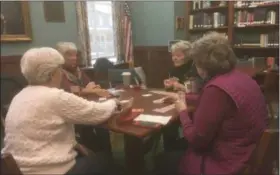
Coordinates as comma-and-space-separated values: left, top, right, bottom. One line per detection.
189, 12, 226, 29
234, 31, 279, 48
189, 32, 227, 42
234, 9, 278, 26
234, 0, 279, 8
192, 1, 227, 10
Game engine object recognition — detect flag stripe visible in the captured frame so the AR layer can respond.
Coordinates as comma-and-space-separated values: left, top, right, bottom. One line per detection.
123, 2, 133, 64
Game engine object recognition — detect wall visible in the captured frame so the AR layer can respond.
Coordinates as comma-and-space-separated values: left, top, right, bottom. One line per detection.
1, 1, 78, 56
131, 2, 186, 87
174, 1, 187, 40
131, 2, 175, 46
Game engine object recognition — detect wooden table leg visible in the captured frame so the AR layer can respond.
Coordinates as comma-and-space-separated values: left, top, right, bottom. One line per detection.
124, 135, 145, 175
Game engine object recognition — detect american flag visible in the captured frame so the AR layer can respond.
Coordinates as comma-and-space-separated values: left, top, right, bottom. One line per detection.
123, 2, 134, 67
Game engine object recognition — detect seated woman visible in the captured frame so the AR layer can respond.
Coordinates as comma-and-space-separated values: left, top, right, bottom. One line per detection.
164, 40, 199, 91
155, 32, 268, 175
162, 40, 200, 152
2, 47, 122, 175
56, 42, 109, 96
56, 42, 112, 154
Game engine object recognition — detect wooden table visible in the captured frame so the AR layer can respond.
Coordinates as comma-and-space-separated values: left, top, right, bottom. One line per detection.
85, 88, 194, 175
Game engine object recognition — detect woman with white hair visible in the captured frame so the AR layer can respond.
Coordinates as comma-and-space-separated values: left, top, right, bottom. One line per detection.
56, 42, 106, 95
2, 47, 124, 175
164, 40, 199, 90
162, 40, 200, 152
56, 42, 113, 154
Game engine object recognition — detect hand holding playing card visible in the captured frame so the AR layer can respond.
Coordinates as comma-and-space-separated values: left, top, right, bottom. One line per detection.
164, 79, 173, 88
163, 92, 179, 104
120, 98, 134, 112
93, 89, 111, 97
173, 82, 185, 91
110, 98, 134, 125
174, 91, 187, 112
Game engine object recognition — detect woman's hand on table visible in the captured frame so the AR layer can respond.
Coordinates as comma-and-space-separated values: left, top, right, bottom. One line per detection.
175, 100, 187, 113
92, 89, 111, 97
173, 82, 185, 91
163, 92, 179, 103
86, 82, 100, 89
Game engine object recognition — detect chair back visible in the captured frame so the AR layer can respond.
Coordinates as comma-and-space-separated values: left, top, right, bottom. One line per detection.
1, 153, 23, 175
242, 129, 279, 175
1, 114, 5, 149
0, 75, 26, 115
263, 70, 279, 93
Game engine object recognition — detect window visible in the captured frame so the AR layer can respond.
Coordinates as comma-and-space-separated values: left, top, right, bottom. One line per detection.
86, 1, 116, 65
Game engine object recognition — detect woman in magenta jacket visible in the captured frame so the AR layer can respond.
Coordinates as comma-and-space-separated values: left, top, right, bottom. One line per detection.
155, 32, 268, 175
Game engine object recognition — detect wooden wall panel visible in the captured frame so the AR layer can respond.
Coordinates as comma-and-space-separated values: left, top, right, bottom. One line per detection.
1, 55, 22, 76
134, 46, 173, 88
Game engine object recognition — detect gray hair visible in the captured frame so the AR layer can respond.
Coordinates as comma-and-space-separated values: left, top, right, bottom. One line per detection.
20, 47, 65, 85
56, 42, 77, 56
171, 40, 192, 59
191, 31, 236, 77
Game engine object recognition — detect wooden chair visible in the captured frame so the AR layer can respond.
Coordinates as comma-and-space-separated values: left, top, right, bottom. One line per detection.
0, 75, 26, 116
258, 70, 279, 119
1, 153, 23, 175
241, 129, 279, 175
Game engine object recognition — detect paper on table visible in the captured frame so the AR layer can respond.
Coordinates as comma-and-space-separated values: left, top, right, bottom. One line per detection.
150, 90, 177, 96
134, 114, 172, 125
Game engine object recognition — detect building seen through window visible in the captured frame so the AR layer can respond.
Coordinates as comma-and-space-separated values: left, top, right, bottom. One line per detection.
86, 1, 116, 64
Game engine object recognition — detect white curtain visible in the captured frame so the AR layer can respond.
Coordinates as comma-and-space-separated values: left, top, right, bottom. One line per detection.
76, 1, 91, 66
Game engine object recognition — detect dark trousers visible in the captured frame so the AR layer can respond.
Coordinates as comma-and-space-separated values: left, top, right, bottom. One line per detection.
162, 122, 188, 152
75, 125, 112, 154
65, 153, 123, 175
154, 151, 184, 175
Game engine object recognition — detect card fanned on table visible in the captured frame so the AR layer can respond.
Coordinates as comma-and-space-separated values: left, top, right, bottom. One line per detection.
154, 104, 175, 113
150, 90, 177, 96
134, 114, 172, 125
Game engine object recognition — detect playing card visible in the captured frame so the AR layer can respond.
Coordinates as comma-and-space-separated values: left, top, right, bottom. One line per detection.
153, 104, 175, 113
142, 94, 152, 97
153, 97, 166, 104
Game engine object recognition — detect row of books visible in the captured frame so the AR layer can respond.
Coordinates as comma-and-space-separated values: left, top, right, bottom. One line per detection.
234, 1, 279, 8
192, 1, 227, 10
234, 32, 279, 48
234, 10, 278, 26
189, 32, 228, 42
189, 12, 226, 29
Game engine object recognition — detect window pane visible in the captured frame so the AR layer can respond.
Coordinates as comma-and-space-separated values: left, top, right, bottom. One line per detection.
86, 1, 115, 63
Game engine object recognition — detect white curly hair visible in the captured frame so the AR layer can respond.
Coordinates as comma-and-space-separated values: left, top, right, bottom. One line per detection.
20, 47, 65, 85
56, 42, 77, 56
170, 40, 192, 60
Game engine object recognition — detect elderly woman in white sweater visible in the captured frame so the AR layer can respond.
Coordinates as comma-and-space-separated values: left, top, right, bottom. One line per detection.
2, 47, 122, 175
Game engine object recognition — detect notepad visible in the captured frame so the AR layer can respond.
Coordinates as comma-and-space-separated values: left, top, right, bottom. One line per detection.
134, 114, 172, 125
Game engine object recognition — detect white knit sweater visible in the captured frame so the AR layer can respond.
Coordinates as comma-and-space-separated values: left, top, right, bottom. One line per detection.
2, 85, 117, 175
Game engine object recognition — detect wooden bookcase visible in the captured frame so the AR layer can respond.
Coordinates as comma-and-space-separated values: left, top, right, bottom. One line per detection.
185, 1, 279, 62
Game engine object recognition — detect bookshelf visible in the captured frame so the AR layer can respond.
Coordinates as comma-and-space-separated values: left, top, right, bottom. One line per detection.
185, 0, 279, 63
